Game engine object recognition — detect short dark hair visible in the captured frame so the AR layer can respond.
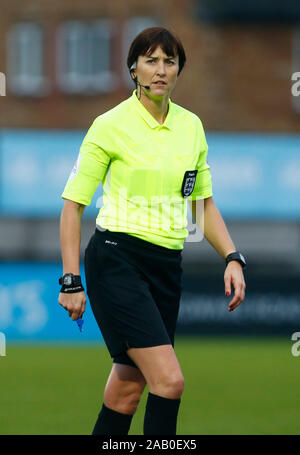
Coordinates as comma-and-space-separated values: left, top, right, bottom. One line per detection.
127, 27, 186, 79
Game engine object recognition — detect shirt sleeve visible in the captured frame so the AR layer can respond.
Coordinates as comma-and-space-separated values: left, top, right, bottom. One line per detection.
190, 118, 213, 201
61, 117, 111, 206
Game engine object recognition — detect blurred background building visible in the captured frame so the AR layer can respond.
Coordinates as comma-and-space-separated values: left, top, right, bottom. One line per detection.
0, 0, 300, 342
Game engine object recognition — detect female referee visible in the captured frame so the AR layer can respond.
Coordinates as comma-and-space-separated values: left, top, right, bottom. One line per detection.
58, 27, 246, 435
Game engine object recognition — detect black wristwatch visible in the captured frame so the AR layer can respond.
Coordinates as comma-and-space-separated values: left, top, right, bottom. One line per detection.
225, 252, 246, 269
59, 273, 84, 293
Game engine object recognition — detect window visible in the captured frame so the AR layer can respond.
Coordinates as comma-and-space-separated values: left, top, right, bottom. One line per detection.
122, 17, 158, 88
292, 29, 300, 113
56, 20, 117, 94
0, 72, 6, 96
6, 22, 49, 96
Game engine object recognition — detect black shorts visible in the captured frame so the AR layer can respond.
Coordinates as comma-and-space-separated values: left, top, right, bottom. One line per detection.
84, 227, 183, 369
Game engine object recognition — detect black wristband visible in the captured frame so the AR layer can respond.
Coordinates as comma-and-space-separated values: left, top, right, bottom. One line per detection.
60, 284, 84, 294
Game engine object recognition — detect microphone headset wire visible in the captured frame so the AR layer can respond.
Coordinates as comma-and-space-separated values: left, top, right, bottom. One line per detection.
130, 64, 150, 99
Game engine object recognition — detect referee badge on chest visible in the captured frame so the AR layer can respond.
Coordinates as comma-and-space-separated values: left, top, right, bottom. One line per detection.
181, 170, 198, 198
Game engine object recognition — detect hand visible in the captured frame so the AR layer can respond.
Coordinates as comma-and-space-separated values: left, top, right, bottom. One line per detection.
224, 261, 246, 312
58, 291, 87, 321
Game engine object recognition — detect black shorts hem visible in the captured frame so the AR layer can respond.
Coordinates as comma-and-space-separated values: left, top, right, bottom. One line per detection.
112, 356, 138, 368
111, 339, 174, 369
110, 338, 173, 358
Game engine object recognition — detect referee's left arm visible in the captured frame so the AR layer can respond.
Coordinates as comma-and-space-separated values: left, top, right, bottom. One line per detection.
188, 197, 246, 312
189, 196, 236, 259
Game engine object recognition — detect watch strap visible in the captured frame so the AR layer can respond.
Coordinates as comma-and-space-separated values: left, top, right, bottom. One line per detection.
225, 251, 246, 268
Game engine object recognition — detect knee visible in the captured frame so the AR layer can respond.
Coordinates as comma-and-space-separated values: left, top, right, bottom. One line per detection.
166, 375, 185, 398
104, 383, 145, 415
109, 391, 142, 415
152, 374, 185, 399
124, 391, 143, 415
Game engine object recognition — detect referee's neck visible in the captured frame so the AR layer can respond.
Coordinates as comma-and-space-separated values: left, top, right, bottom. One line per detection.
138, 92, 169, 125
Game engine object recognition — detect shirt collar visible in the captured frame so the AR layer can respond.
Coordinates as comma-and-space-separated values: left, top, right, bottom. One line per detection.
130, 89, 174, 130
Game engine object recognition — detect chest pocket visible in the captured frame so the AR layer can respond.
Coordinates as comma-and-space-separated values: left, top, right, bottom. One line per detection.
127, 168, 166, 206
126, 150, 196, 206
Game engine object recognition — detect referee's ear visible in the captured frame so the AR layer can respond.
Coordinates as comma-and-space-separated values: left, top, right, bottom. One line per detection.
130, 69, 138, 87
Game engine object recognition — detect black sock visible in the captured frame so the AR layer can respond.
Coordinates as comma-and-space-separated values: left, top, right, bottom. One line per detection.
143, 392, 181, 435
92, 402, 134, 435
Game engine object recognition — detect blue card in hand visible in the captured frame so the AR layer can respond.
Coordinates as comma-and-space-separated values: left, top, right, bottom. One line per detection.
76, 318, 84, 332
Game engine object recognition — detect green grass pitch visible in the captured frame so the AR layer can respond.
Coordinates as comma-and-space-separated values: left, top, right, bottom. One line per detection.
0, 336, 299, 435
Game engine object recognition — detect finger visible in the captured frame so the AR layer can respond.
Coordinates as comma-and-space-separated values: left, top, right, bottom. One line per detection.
70, 304, 82, 320
240, 284, 246, 303
71, 312, 80, 321
79, 301, 85, 318
228, 282, 242, 304
59, 298, 70, 311
224, 276, 232, 296
80, 297, 87, 318
239, 281, 246, 300
229, 286, 238, 299
229, 298, 242, 311
229, 300, 241, 311
228, 297, 240, 310
228, 284, 244, 311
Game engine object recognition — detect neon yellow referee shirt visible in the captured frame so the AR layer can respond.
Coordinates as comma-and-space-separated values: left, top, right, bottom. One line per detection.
61, 89, 213, 250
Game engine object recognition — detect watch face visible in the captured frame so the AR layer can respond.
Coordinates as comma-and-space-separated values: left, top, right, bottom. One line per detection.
64, 275, 72, 286
239, 253, 246, 264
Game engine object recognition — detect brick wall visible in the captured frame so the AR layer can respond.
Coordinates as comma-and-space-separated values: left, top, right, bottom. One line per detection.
0, 0, 299, 131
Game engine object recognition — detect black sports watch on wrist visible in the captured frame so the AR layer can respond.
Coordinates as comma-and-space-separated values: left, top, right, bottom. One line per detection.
225, 252, 246, 269
59, 273, 84, 293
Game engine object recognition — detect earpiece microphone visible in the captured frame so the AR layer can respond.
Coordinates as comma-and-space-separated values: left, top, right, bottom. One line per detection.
137, 81, 150, 90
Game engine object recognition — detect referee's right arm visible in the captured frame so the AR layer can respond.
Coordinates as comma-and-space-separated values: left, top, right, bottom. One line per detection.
58, 115, 111, 319
58, 199, 87, 320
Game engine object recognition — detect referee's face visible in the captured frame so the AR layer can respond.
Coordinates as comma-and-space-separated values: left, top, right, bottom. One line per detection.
135, 46, 179, 99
